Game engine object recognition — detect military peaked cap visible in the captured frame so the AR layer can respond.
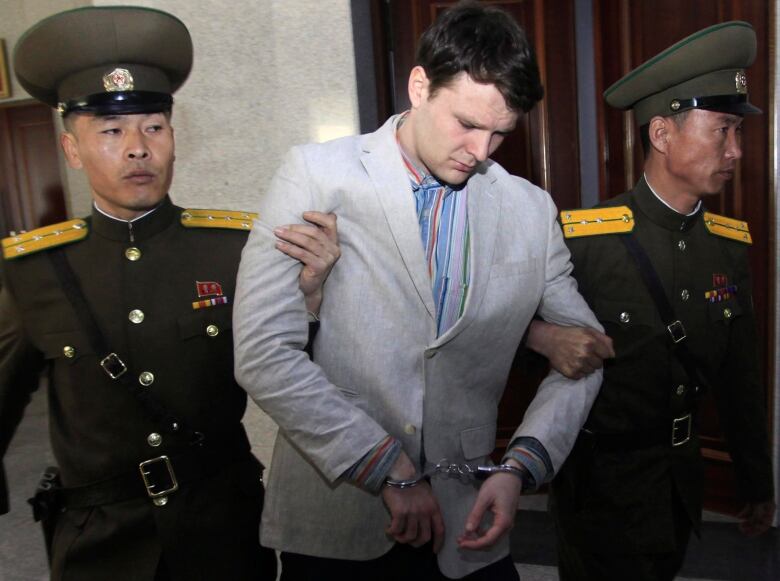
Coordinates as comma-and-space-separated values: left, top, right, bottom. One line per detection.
14, 6, 192, 116
604, 21, 760, 125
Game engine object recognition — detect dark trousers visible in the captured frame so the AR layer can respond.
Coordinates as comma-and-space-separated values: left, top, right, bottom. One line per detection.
555, 496, 692, 581
280, 543, 519, 581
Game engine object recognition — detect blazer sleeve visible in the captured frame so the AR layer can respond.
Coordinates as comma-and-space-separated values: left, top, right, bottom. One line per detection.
509, 189, 603, 475
0, 280, 45, 514
233, 146, 390, 483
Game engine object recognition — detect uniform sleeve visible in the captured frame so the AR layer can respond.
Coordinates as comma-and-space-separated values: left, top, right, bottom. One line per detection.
711, 245, 774, 503
233, 146, 390, 483
0, 280, 45, 514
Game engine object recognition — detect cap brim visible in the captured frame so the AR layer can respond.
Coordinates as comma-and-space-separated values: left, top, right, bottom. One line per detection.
701, 101, 762, 116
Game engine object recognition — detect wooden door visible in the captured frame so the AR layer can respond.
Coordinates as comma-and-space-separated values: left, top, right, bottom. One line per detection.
0, 103, 67, 236
593, 0, 773, 514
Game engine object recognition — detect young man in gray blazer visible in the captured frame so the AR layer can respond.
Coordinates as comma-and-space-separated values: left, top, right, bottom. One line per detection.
234, 2, 609, 579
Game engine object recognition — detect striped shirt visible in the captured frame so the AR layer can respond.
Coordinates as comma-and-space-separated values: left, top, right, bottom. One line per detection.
399, 148, 471, 336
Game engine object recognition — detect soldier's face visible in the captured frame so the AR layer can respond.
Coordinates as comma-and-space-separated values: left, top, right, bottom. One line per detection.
400, 69, 517, 186
61, 112, 175, 220
665, 109, 743, 196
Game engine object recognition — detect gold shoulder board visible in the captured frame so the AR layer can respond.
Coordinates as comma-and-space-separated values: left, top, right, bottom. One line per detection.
703, 212, 752, 244
2, 219, 88, 260
560, 206, 635, 238
180, 209, 257, 231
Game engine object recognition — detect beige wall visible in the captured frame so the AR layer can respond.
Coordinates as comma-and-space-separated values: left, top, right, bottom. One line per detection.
2, 0, 360, 217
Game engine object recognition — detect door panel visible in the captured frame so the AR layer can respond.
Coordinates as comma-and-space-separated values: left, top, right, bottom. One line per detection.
0, 103, 66, 235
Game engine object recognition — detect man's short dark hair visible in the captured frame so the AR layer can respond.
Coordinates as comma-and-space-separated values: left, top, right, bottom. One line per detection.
416, 0, 544, 113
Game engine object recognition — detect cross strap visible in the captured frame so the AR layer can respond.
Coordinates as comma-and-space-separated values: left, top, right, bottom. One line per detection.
48, 249, 203, 443
618, 233, 709, 400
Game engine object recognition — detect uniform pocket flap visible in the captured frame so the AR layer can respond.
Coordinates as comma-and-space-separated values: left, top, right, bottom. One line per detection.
37, 331, 94, 361
177, 305, 232, 339
593, 299, 658, 328
460, 424, 496, 460
707, 299, 743, 323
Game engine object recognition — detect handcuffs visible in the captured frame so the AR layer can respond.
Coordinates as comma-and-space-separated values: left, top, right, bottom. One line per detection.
384, 459, 528, 489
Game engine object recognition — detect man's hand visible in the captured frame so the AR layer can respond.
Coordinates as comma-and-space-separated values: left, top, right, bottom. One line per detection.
274, 211, 340, 315
381, 452, 445, 553
526, 320, 615, 379
457, 460, 523, 550
737, 500, 776, 537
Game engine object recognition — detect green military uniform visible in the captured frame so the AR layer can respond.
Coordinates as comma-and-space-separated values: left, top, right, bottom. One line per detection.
1, 200, 276, 580
549, 21, 774, 581
0, 6, 278, 580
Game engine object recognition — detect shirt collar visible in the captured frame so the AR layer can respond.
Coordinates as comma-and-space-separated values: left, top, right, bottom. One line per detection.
643, 173, 702, 216
93, 201, 160, 223
394, 112, 446, 192
90, 196, 176, 242
634, 176, 701, 232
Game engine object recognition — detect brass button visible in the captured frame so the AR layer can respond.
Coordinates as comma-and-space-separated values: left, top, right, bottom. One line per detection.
619, 312, 631, 324
680, 289, 690, 301
678, 240, 686, 251
125, 247, 142, 261
129, 309, 145, 324
403, 423, 417, 435
153, 497, 169, 507
723, 308, 733, 319
139, 371, 155, 387
147, 433, 162, 447
676, 384, 686, 396
206, 324, 219, 337
63, 345, 75, 358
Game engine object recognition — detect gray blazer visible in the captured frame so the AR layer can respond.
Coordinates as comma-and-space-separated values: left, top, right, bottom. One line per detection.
234, 116, 602, 578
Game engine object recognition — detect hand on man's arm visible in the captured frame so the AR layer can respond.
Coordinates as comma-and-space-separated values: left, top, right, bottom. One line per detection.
527, 320, 615, 379
274, 211, 340, 315
381, 451, 446, 553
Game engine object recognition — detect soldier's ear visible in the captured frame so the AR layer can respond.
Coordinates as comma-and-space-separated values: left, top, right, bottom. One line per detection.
60, 131, 83, 170
647, 116, 670, 154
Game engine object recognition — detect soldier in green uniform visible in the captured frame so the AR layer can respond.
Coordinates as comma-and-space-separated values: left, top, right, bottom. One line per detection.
0, 6, 340, 580
526, 21, 776, 581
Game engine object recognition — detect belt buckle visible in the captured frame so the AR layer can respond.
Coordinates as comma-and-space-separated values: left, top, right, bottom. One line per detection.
100, 353, 127, 379
139, 456, 179, 498
671, 414, 692, 447
667, 321, 687, 344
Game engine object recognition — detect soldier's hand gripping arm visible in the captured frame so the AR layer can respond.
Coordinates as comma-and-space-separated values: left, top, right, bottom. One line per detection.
274, 211, 340, 316
526, 319, 615, 379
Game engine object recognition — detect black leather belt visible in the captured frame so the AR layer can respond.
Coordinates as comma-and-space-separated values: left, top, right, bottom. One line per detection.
59, 429, 255, 508
583, 413, 694, 452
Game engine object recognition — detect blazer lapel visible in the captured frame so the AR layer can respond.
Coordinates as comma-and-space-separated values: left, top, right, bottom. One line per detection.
360, 118, 437, 320
433, 166, 500, 347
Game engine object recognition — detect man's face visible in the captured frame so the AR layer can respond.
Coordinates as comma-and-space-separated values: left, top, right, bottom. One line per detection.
61, 112, 175, 220
664, 109, 743, 196
402, 69, 518, 186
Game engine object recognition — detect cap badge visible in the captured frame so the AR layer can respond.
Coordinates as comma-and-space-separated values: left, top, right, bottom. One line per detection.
103, 68, 134, 92
670, 99, 681, 111
735, 71, 747, 94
